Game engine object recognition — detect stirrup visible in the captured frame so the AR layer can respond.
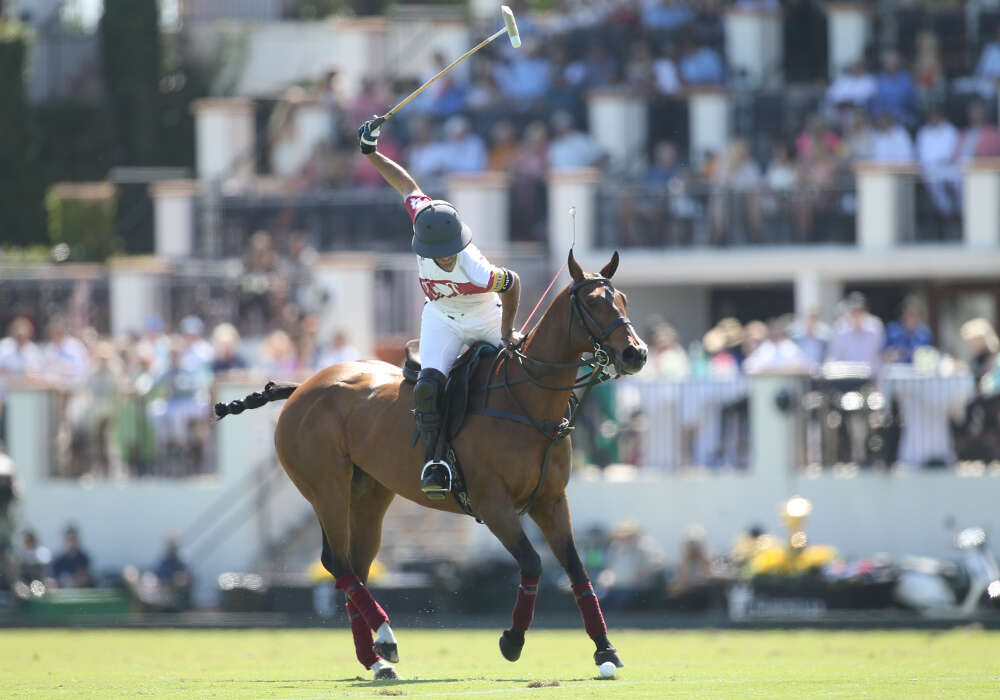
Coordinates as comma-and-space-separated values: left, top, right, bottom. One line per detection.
420, 459, 452, 500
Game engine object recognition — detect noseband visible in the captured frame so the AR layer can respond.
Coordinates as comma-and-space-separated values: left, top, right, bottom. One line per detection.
568, 277, 634, 369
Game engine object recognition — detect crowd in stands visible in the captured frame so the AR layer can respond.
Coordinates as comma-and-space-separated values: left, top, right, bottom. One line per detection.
259, 2, 1000, 248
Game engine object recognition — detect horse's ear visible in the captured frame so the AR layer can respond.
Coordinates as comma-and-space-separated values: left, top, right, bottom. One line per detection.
600, 250, 620, 279
568, 249, 584, 282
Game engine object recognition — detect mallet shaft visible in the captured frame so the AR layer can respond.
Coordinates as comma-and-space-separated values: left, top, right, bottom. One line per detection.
376, 27, 508, 127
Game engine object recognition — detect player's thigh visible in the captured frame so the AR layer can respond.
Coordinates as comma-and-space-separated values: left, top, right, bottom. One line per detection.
420, 305, 465, 375
465, 303, 503, 346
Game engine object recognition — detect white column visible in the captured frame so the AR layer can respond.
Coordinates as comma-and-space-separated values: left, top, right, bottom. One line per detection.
191, 98, 256, 188
725, 8, 784, 87
446, 171, 510, 255
587, 89, 647, 169
964, 159, 1000, 248
149, 179, 198, 259
109, 258, 169, 338
547, 168, 602, 264
750, 374, 804, 482
688, 89, 730, 165
311, 253, 376, 359
794, 269, 841, 319
5, 387, 60, 484
827, 3, 874, 79
854, 162, 917, 249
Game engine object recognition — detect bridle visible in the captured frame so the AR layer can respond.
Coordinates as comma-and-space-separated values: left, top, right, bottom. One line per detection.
469, 275, 638, 515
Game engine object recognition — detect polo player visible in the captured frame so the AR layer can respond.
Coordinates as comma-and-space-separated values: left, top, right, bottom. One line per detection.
358, 118, 523, 498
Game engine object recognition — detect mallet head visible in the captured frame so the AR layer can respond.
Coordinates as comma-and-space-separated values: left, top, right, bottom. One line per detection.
501, 5, 521, 48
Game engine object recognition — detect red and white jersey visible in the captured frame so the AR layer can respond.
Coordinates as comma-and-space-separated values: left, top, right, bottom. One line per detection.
406, 193, 509, 317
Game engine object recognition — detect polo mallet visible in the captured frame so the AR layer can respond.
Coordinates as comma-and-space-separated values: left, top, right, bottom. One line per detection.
370, 5, 520, 129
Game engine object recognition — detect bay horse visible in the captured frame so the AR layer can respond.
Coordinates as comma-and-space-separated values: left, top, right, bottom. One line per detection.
219, 250, 647, 680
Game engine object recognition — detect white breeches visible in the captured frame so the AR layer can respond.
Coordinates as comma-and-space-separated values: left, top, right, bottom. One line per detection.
419, 302, 502, 376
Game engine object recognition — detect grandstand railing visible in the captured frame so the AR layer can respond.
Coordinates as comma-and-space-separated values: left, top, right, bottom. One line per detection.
597, 182, 858, 248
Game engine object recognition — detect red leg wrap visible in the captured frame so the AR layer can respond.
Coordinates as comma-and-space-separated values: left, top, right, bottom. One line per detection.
335, 573, 389, 631
346, 600, 379, 669
511, 575, 540, 632
572, 581, 607, 640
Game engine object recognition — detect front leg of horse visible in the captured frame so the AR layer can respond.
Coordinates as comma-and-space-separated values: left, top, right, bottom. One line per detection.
477, 498, 543, 662
532, 494, 625, 668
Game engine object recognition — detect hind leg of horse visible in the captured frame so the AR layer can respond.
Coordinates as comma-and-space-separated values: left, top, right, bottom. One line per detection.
531, 493, 624, 668
314, 475, 397, 679
476, 495, 543, 663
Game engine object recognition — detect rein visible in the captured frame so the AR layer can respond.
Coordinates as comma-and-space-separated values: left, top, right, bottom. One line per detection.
469, 276, 633, 516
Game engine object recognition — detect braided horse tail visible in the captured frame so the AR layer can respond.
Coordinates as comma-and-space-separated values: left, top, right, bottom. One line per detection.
214, 381, 299, 420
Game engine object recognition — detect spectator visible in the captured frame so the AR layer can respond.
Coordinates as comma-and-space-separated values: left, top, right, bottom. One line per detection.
679, 37, 724, 86
960, 318, 998, 388
871, 112, 915, 164
744, 315, 812, 374
975, 24, 1000, 82
645, 323, 690, 379
710, 140, 761, 244
240, 231, 282, 336
668, 524, 712, 601
178, 316, 214, 388
765, 143, 797, 191
625, 40, 656, 91
883, 297, 932, 364
17, 530, 51, 583
317, 330, 359, 368
839, 105, 874, 162
652, 41, 682, 95
644, 141, 683, 184
346, 76, 389, 128
487, 121, 519, 172
42, 316, 89, 387
564, 43, 616, 88
916, 106, 961, 216
955, 99, 1000, 164
870, 50, 919, 129
259, 329, 299, 374
148, 338, 211, 459
0, 316, 42, 379
795, 114, 840, 161
913, 30, 945, 105
510, 121, 549, 241
596, 519, 665, 609
465, 60, 499, 113
791, 308, 830, 367
641, 0, 694, 32
825, 60, 877, 114
826, 292, 885, 369
154, 536, 190, 590
52, 525, 93, 588
406, 116, 445, 180
434, 115, 487, 175
795, 140, 838, 241
495, 43, 551, 102
547, 110, 603, 171
210, 323, 247, 373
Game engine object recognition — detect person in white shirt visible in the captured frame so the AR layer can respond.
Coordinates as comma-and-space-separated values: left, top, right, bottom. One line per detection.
916, 107, 961, 215
826, 293, 885, 371
744, 315, 812, 375
0, 316, 43, 379
871, 112, 915, 164
41, 317, 90, 387
548, 111, 604, 171
359, 117, 522, 497
825, 60, 877, 113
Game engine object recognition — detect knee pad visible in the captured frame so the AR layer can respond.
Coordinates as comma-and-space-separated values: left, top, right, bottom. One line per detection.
414, 368, 447, 413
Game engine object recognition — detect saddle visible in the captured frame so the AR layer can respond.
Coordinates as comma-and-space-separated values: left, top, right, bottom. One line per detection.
402, 340, 500, 519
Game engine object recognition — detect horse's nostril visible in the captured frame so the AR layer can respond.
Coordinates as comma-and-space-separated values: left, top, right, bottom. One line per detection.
623, 345, 646, 368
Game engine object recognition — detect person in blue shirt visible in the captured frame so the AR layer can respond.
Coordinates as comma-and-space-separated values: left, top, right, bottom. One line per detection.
52, 526, 92, 588
679, 38, 724, 86
884, 297, 933, 364
870, 50, 919, 129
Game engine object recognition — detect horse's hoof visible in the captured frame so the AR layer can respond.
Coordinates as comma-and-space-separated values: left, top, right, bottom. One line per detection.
374, 641, 399, 664
499, 629, 524, 662
594, 647, 625, 668
373, 664, 399, 680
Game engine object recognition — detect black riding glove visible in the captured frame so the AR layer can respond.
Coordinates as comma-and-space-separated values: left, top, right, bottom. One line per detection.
358, 118, 381, 154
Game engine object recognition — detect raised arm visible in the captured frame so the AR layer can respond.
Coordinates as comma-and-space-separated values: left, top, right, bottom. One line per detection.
359, 119, 420, 197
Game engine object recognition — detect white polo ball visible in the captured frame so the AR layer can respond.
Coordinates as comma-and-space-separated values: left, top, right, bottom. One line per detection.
599, 661, 616, 678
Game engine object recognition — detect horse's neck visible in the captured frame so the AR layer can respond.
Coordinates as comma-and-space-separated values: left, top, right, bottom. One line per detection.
512, 301, 583, 423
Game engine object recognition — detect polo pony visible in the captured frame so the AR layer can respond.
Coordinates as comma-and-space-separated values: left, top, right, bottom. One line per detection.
218, 250, 647, 679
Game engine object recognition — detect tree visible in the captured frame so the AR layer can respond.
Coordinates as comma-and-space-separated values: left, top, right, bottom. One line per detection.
0, 21, 43, 246
99, 0, 162, 166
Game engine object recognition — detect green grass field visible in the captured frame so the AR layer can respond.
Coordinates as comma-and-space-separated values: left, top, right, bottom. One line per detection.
1, 628, 999, 699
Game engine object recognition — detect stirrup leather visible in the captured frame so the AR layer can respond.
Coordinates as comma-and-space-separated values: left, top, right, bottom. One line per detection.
420, 459, 452, 499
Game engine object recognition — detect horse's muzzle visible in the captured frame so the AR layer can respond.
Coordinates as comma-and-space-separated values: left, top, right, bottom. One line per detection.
620, 343, 647, 375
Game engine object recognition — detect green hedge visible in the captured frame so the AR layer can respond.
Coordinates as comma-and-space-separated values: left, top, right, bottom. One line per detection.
45, 183, 120, 262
